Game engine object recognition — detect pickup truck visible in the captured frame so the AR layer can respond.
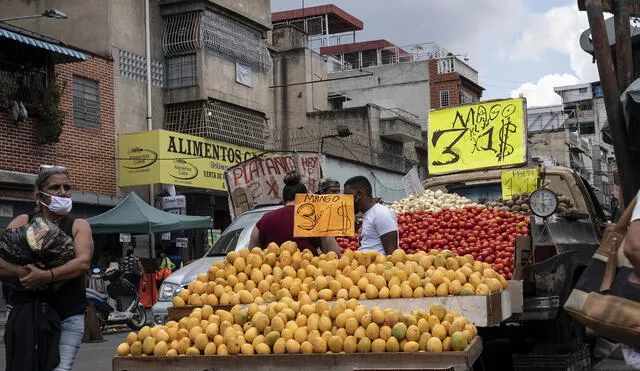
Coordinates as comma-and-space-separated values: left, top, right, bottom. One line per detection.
423, 165, 607, 343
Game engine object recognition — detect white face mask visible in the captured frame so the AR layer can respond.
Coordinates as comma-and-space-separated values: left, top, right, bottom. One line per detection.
39, 191, 72, 215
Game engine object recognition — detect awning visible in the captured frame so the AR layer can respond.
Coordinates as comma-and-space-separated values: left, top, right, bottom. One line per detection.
0, 27, 87, 63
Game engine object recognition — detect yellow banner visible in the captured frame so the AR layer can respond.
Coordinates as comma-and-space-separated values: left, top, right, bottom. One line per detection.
118, 130, 261, 191
501, 168, 539, 200
428, 98, 527, 175
293, 194, 355, 237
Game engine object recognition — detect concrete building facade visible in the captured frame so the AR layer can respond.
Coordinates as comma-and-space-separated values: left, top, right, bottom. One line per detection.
527, 90, 615, 214
272, 5, 485, 183
553, 82, 615, 210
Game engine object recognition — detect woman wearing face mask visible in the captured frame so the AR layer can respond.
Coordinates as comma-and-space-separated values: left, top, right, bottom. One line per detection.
0, 166, 94, 371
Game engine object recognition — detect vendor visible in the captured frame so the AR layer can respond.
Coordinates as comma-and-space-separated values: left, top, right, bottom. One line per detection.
343, 176, 398, 256
317, 178, 341, 194
248, 171, 341, 256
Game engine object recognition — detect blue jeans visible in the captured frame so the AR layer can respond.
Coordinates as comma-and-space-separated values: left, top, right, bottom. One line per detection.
54, 314, 85, 371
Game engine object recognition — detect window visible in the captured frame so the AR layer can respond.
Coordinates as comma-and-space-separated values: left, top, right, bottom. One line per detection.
579, 122, 595, 135
579, 100, 593, 111
440, 90, 450, 107
73, 76, 100, 128
593, 86, 603, 97
459, 91, 477, 104
578, 87, 588, 93
166, 54, 197, 89
164, 99, 268, 149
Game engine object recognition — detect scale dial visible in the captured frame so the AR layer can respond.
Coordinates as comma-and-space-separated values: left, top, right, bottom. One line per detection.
529, 188, 559, 218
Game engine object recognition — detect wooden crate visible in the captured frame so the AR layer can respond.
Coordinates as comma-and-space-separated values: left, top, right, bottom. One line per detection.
338, 291, 511, 327
113, 337, 482, 371
167, 292, 510, 327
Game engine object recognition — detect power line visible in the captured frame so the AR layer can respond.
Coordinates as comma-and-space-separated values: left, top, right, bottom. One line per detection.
269, 72, 373, 88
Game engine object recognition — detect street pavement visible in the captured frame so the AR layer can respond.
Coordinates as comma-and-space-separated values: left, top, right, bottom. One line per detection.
0, 331, 124, 371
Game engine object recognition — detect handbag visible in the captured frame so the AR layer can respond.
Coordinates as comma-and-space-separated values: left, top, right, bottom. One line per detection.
564, 196, 640, 347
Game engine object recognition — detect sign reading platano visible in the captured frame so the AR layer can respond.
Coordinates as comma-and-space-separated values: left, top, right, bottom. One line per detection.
427, 98, 527, 175
118, 130, 261, 190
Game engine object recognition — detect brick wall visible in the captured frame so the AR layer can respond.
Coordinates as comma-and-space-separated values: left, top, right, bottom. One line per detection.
428, 59, 483, 109
0, 56, 116, 196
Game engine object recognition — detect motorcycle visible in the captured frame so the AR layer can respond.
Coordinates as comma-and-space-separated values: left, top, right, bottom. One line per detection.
86, 267, 147, 331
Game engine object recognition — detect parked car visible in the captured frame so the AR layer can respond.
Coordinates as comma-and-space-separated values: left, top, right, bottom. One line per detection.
151, 205, 281, 324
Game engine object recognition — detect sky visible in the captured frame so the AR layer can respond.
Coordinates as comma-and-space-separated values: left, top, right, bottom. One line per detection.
271, 0, 603, 108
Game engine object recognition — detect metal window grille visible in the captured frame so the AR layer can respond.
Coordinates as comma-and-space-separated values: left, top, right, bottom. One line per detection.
73, 76, 100, 128
0, 64, 46, 104
162, 11, 201, 56
164, 100, 267, 149
459, 91, 477, 105
201, 10, 272, 72
118, 50, 164, 87
440, 90, 450, 108
166, 54, 197, 89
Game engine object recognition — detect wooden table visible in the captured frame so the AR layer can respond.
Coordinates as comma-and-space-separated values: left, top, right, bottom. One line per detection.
113, 337, 482, 371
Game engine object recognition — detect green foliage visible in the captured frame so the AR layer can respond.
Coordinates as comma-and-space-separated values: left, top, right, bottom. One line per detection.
30, 73, 66, 144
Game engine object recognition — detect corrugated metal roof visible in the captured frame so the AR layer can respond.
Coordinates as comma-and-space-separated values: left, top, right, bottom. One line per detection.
0, 26, 87, 63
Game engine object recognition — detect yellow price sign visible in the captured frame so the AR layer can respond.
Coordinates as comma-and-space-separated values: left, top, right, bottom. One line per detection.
293, 194, 355, 237
501, 168, 539, 200
428, 98, 527, 175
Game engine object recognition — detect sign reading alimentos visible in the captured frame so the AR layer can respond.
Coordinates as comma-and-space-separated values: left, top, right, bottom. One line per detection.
118, 129, 261, 191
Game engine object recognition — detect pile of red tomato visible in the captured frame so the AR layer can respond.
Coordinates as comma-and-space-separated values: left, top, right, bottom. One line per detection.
397, 206, 529, 279
337, 235, 359, 252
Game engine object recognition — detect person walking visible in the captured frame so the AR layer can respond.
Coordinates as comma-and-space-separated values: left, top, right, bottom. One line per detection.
1, 165, 94, 371
343, 175, 398, 256
249, 171, 341, 255
120, 247, 144, 291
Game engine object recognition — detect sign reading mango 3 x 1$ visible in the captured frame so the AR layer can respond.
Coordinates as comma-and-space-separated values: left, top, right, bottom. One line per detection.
118, 130, 261, 191
428, 98, 527, 175
293, 194, 355, 238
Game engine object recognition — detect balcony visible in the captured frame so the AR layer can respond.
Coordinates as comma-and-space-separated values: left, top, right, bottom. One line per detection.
563, 109, 595, 129
567, 131, 592, 154
379, 116, 422, 143
436, 56, 478, 84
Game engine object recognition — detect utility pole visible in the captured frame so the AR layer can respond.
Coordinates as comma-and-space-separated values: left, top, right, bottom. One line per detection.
580, 0, 640, 206
145, 0, 156, 257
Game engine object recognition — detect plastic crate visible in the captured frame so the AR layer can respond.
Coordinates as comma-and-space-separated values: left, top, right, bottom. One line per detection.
512, 343, 590, 371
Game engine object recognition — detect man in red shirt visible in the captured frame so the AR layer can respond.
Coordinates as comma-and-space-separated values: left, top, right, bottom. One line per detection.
248, 172, 341, 255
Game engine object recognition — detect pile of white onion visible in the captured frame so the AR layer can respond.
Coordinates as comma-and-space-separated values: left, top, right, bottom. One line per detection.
389, 189, 476, 213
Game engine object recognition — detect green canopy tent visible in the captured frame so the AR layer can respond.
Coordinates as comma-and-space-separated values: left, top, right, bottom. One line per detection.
86, 192, 212, 234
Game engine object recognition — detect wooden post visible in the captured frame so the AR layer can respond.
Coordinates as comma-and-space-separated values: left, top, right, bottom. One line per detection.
584, 0, 638, 205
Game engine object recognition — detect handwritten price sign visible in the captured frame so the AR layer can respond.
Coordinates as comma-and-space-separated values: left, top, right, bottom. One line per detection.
428, 98, 527, 175
293, 194, 355, 237
501, 168, 539, 200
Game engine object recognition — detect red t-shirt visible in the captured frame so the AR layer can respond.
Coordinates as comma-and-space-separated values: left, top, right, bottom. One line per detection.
256, 205, 318, 255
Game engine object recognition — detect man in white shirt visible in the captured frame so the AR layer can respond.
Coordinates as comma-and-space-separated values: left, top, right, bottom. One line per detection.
343, 176, 398, 256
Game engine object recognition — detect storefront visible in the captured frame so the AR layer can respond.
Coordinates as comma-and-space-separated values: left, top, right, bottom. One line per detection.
118, 129, 262, 261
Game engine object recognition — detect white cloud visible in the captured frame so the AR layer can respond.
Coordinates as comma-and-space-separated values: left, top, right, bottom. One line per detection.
510, 73, 580, 106
509, 4, 599, 106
